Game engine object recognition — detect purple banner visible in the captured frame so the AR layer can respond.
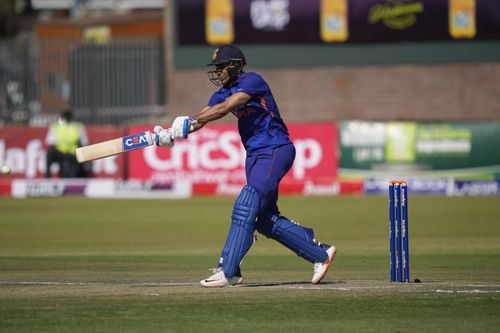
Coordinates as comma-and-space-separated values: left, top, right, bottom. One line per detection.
177, 0, 500, 45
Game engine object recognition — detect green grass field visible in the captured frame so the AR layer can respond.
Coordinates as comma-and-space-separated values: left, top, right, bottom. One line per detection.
1, 196, 499, 332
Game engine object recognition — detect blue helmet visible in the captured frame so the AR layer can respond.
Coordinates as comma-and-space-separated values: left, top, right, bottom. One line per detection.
207, 45, 246, 87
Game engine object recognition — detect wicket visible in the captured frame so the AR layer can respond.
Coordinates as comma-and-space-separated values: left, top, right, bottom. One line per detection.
389, 180, 410, 282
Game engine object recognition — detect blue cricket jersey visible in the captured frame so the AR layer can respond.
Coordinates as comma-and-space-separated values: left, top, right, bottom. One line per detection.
207, 72, 292, 155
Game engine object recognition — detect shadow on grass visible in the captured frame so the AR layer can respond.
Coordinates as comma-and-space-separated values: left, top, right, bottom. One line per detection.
240, 280, 346, 287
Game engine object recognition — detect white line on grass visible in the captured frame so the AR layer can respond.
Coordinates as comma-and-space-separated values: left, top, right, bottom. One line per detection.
1, 281, 499, 294
435, 289, 500, 294
0, 281, 100, 285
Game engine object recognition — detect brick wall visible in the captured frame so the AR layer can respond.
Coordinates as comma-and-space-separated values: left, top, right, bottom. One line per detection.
167, 63, 500, 122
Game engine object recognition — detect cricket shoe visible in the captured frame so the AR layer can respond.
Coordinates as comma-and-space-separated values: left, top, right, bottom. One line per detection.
311, 244, 337, 284
200, 267, 243, 288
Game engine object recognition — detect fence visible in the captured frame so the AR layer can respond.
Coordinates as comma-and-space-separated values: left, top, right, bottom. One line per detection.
0, 34, 38, 124
0, 34, 166, 126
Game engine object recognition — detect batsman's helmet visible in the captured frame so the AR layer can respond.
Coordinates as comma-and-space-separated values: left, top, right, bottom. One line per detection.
207, 45, 246, 87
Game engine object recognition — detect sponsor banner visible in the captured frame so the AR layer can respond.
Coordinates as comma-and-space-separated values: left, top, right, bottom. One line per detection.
127, 122, 338, 190
364, 177, 451, 195
11, 179, 191, 199
192, 179, 362, 196
365, 178, 500, 196
0, 126, 51, 179
340, 121, 500, 179
12, 179, 88, 198
0, 179, 11, 196
339, 179, 364, 194
192, 180, 340, 196
86, 180, 192, 199
87, 179, 191, 199
0, 126, 126, 179
450, 180, 500, 196
178, 0, 500, 45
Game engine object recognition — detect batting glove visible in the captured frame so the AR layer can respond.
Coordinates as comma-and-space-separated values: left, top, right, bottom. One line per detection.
154, 126, 175, 147
171, 116, 196, 139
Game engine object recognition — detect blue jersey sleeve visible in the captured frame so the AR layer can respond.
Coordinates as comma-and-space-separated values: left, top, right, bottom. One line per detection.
207, 91, 225, 107
234, 73, 267, 97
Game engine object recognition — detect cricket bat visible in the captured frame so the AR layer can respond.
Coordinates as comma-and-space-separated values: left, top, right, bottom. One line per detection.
76, 131, 156, 163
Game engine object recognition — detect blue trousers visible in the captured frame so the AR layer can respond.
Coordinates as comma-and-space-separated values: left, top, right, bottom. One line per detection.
246, 144, 295, 215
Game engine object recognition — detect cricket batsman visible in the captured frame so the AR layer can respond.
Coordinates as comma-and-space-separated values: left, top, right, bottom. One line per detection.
155, 45, 336, 287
